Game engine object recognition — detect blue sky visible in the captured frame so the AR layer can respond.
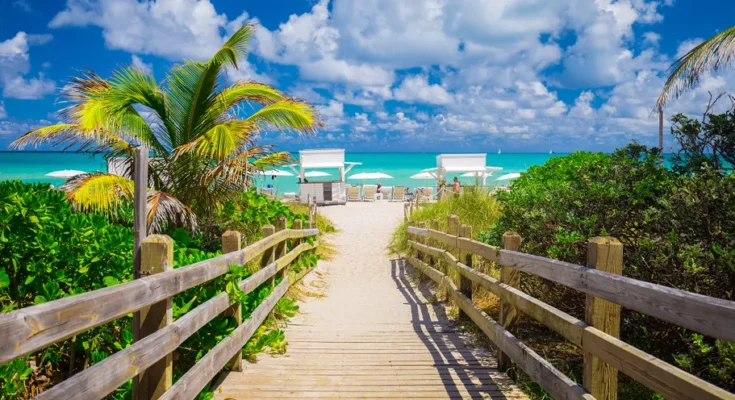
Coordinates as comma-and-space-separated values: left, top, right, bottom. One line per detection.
1, 0, 734, 152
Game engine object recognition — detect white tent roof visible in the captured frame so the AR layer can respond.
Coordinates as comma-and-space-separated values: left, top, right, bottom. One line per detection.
421, 154, 502, 174
299, 149, 346, 168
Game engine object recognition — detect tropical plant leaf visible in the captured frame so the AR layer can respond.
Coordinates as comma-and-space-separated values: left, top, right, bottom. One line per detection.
147, 190, 198, 233
210, 23, 254, 70
244, 99, 322, 135
657, 26, 735, 108
60, 173, 134, 214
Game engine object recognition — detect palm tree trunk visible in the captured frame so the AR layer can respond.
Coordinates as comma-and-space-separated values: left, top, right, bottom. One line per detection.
658, 106, 664, 164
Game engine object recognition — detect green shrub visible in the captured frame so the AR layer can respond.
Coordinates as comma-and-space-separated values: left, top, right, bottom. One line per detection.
0, 182, 323, 399
481, 145, 735, 394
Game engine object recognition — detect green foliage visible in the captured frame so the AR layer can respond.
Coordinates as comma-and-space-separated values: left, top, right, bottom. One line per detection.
212, 189, 310, 243
390, 188, 501, 254
481, 144, 735, 393
0, 181, 322, 399
670, 104, 735, 174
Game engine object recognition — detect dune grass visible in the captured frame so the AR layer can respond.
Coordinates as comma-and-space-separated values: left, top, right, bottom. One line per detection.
389, 189, 502, 255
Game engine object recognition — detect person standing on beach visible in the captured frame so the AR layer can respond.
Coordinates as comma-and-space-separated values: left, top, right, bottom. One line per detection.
453, 177, 461, 194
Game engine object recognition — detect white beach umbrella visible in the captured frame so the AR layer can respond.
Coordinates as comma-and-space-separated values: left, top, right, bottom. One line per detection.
256, 169, 294, 177
46, 170, 87, 178
304, 171, 331, 177
496, 172, 522, 181
410, 172, 435, 179
348, 172, 394, 180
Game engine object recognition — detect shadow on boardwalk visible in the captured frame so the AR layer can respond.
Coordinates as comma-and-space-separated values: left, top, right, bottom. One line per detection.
390, 258, 519, 400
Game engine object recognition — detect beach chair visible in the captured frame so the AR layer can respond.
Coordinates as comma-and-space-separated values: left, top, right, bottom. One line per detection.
391, 186, 407, 202
347, 186, 361, 202
379, 186, 392, 199
261, 188, 274, 199
363, 185, 377, 201
419, 187, 433, 202
281, 192, 296, 203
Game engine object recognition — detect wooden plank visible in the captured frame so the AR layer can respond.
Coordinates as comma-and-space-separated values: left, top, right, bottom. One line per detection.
498, 250, 735, 343
583, 329, 735, 400
452, 261, 584, 346
406, 226, 428, 237
32, 243, 316, 400
408, 257, 593, 400
456, 238, 498, 263
0, 229, 314, 363
458, 224, 473, 322
159, 279, 291, 400
428, 229, 457, 248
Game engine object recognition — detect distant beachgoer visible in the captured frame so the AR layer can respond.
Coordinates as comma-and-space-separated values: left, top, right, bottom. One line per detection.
377, 182, 382, 191
266, 184, 273, 189
298, 177, 302, 184
453, 177, 461, 193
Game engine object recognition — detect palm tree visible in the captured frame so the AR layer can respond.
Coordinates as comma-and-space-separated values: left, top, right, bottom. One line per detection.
656, 26, 735, 108
11, 24, 321, 232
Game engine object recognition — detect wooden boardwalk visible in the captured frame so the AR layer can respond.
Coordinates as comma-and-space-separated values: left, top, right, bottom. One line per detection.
213, 203, 526, 399
213, 262, 526, 399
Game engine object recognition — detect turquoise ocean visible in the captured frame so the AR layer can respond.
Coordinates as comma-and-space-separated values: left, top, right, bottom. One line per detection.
0, 151, 564, 195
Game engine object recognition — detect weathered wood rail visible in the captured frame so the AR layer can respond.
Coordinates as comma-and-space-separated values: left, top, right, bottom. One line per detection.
0, 217, 320, 400
406, 216, 735, 400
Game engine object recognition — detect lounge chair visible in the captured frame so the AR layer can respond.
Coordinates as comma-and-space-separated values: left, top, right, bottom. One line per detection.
391, 186, 407, 202
379, 186, 392, 199
261, 188, 274, 199
419, 187, 433, 202
281, 192, 296, 203
363, 185, 377, 201
347, 186, 361, 202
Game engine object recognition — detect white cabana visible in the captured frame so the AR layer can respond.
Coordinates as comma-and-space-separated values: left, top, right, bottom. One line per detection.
289, 149, 361, 205
256, 170, 293, 177
423, 154, 503, 186
304, 171, 331, 178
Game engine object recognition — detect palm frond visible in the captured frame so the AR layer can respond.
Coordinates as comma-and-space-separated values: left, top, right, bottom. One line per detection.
244, 99, 322, 135
60, 173, 134, 214
147, 190, 198, 233
211, 23, 254, 70
172, 120, 257, 161
10, 123, 132, 154
166, 60, 221, 145
219, 81, 285, 106
657, 26, 735, 108
250, 151, 292, 171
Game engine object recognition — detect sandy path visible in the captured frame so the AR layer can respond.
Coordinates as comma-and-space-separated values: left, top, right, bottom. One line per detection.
214, 202, 526, 399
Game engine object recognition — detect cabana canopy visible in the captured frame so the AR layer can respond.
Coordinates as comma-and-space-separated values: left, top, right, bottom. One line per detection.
421, 154, 502, 185
290, 149, 361, 182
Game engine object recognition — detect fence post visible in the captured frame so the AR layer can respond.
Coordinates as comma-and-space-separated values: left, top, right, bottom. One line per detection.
261, 225, 276, 286
498, 232, 522, 372
416, 222, 426, 261
222, 230, 243, 372
584, 237, 623, 400
134, 235, 173, 400
459, 224, 472, 320
446, 214, 460, 266
275, 216, 288, 279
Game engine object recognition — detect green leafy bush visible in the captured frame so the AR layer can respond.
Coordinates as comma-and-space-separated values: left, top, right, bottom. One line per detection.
0, 182, 323, 399
481, 144, 735, 394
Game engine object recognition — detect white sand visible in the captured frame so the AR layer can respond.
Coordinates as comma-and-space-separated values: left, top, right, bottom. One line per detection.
293, 201, 413, 328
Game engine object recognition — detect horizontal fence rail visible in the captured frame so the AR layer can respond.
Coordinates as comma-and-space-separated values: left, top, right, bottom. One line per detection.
0, 218, 320, 400
406, 218, 735, 400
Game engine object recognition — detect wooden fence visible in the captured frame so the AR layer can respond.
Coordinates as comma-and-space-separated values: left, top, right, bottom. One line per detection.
406, 215, 735, 400
0, 217, 319, 400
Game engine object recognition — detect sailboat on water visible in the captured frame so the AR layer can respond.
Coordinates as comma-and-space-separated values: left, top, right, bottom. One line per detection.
498, 148, 502, 155
549, 149, 553, 154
